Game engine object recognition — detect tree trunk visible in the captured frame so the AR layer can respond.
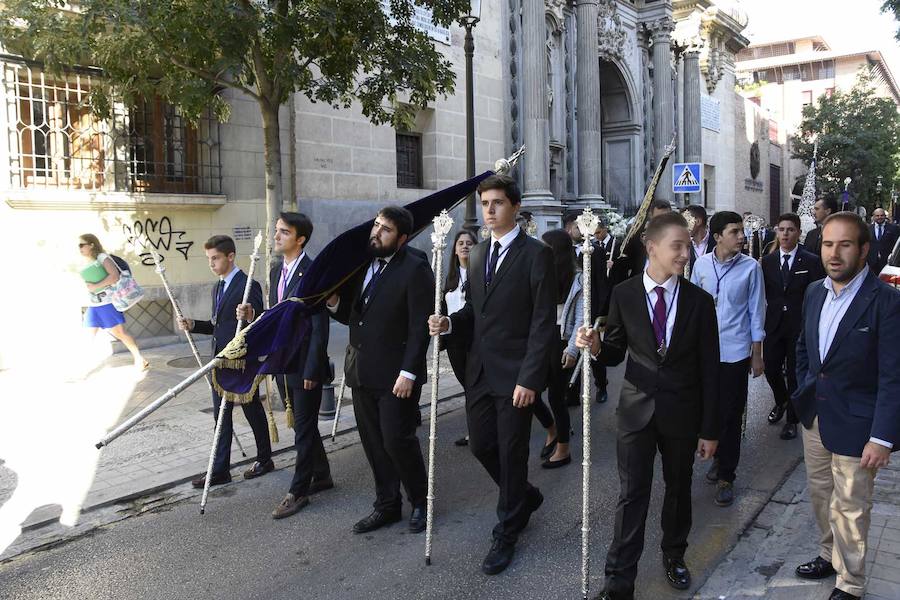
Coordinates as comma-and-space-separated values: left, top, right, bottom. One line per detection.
259, 99, 284, 301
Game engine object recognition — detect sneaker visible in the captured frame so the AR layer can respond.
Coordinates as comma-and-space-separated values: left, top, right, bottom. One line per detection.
715, 481, 734, 507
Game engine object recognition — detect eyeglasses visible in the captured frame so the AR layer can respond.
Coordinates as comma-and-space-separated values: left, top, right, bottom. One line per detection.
79, 242, 90, 247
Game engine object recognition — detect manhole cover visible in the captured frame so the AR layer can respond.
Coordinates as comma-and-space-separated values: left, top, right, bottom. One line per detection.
167, 356, 212, 368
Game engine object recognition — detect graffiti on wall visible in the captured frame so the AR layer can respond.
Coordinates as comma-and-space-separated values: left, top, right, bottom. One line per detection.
123, 216, 194, 265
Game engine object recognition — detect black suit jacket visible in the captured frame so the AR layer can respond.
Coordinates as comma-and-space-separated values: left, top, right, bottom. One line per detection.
193, 269, 264, 355
761, 247, 825, 337
579, 240, 611, 318
609, 235, 646, 287
449, 229, 557, 397
867, 223, 900, 273
804, 226, 823, 256
598, 276, 720, 440
688, 233, 716, 273
331, 246, 433, 390
269, 254, 331, 386
793, 270, 900, 456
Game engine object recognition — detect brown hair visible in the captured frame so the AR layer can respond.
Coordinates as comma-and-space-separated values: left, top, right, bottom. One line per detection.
476, 174, 521, 205
204, 235, 237, 256
79, 233, 105, 259
822, 212, 871, 247
444, 229, 478, 293
644, 212, 688, 242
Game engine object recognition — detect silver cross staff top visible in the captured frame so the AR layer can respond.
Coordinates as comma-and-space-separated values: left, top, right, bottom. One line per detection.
743, 214, 765, 235
431, 210, 454, 249
576, 208, 599, 253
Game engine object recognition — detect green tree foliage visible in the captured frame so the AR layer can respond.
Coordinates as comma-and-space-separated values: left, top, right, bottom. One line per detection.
793, 69, 900, 211
1, 0, 470, 279
883, 0, 900, 41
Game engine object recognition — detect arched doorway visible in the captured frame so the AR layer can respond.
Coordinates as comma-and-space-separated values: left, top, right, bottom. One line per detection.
600, 60, 641, 215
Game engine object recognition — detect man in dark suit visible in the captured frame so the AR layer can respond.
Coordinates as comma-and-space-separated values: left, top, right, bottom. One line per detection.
430, 174, 557, 575
576, 212, 719, 600
326, 206, 432, 535
609, 199, 673, 287
563, 211, 610, 404
178, 235, 272, 488
761, 213, 825, 440
867, 207, 900, 273
683, 204, 715, 273
238, 212, 333, 520
792, 212, 900, 600
803, 195, 838, 256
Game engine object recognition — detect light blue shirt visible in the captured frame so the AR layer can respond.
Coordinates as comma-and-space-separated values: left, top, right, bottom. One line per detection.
691, 250, 766, 363
818, 266, 869, 362
220, 265, 240, 294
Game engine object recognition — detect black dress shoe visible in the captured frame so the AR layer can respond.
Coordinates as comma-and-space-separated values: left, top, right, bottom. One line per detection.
595, 390, 608, 404
705, 458, 719, 484
409, 505, 427, 533
768, 404, 786, 424
481, 539, 515, 575
663, 556, 691, 590
540, 438, 558, 460
541, 454, 572, 469
454, 436, 469, 447
795, 556, 836, 580
191, 472, 232, 488
828, 588, 860, 600
243, 459, 275, 479
780, 423, 798, 440
308, 476, 334, 495
352, 510, 401, 534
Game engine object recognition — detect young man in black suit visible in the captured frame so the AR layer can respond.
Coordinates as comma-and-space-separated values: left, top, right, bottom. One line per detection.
804, 195, 838, 256
760, 213, 825, 440
326, 206, 432, 535
575, 212, 720, 600
237, 212, 333, 520
563, 211, 610, 404
867, 207, 900, 273
683, 204, 715, 273
178, 235, 272, 488
429, 174, 557, 575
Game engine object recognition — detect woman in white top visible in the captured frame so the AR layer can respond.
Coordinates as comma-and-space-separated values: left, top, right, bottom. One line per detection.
442, 229, 476, 447
78, 234, 148, 370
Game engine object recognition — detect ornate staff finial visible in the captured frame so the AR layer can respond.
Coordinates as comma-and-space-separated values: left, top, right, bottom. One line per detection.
576, 207, 599, 252
250, 230, 263, 261
430, 210, 454, 249
494, 145, 525, 174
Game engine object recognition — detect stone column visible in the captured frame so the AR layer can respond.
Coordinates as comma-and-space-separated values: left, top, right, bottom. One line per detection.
575, 0, 604, 206
682, 49, 702, 206
648, 17, 675, 204
521, 0, 558, 228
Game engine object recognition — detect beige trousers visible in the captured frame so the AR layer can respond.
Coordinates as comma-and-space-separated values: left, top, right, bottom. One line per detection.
801, 417, 876, 597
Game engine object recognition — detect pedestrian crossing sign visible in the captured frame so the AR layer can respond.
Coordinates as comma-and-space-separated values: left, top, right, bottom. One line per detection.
672, 162, 702, 194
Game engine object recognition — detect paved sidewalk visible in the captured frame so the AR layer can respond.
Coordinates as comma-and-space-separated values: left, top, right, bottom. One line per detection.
696, 459, 900, 600
0, 327, 463, 558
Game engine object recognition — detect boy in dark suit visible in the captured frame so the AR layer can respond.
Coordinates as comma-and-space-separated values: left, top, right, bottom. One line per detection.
326, 206, 433, 536
430, 174, 557, 575
576, 212, 719, 600
178, 235, 272, 488
760, 213, 824, 440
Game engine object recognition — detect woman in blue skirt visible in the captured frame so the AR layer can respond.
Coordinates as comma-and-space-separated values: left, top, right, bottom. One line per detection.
79, 234, 148, 370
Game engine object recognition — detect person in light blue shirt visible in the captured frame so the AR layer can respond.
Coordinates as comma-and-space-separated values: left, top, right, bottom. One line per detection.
691, 211, 766, 508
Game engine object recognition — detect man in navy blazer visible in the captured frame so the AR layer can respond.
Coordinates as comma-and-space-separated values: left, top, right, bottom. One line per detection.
867, 207, 900, 273
792, 212, 900, 600
178, 235, 272, 489
761, 213, 824, 440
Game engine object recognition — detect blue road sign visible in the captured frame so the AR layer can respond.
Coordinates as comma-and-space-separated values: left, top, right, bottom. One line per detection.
672, 162, 702, 194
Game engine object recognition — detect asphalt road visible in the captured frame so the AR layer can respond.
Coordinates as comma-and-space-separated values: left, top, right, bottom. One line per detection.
0, 368, 802, 600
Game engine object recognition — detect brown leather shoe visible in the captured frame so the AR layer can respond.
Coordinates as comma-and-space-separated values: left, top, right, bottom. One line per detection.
272, 493, 309, 519
191, 472, 232, 489
243, 459, 275, 480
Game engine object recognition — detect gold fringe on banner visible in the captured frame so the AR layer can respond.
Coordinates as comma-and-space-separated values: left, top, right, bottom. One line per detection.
282, 376, 295, 429
263, 376, 279, 443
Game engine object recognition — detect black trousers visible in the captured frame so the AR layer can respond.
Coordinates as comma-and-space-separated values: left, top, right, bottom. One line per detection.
716, 358, 751, 484
467, 372, 538, 544
567, 355, 607, 404
763, 326, 799, 425
211, 389, 272, 477
534, 337, 573, 443
604, 416, 696, 598
352, 386, 427, 512
277, 378, 331, 497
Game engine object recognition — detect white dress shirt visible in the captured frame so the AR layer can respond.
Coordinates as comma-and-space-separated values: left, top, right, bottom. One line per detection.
642, 271, 679, 348
486, 225, 520, 277
445, 266, 467, 315
692, 230, 711, 258
779, 245, 799, 271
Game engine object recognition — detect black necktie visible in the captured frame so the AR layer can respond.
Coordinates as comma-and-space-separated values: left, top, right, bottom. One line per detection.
781, 254, 791, 288
485, 241, 501, 287
214, 279, 225, 314
361, 259, 387, 306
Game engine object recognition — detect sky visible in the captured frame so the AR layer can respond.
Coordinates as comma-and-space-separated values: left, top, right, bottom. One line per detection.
740, 0, 900, 79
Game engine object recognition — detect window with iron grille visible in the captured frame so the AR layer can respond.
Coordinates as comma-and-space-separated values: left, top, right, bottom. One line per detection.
396, 132, 423, 189
4, 60, 222, 195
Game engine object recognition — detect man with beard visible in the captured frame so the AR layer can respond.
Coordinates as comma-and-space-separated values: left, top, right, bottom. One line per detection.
326, 206, 433, 535
792, 212, 900, 600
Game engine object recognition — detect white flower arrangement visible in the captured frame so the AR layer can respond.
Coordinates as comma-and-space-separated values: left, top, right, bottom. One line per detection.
602, 209, 628, 239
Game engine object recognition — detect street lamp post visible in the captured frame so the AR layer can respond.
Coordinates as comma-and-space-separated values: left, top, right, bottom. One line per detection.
461, 1, 481, 233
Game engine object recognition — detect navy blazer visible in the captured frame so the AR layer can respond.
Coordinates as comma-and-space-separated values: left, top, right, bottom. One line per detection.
193, 269, 264, 355
867, 222, 900, 273
793, 269, 900, 457
268, 254, 331, 386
